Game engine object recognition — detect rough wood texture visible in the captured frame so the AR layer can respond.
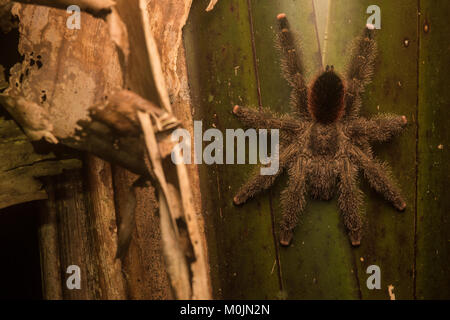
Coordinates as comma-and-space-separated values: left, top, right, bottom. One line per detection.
1, 0, 208, 300
40, 161, 126, 299
84, 155, 126, 299
13, 0, 115, 14
147, 0, 192, 98
0, 117, 80, 209
114, 0, 210, 299
138, 110, 192, 299
38, 179, 63, 300
52, 170, 96, 299
147, 0, 211, 299
8, 3, 123, 139
112, 165, 171, 299
115, 0, 171, 112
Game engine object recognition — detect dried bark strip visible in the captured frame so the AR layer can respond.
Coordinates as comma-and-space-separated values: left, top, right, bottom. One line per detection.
138, 110, 191, 299
13, 0, 115, 15
205, 0, 218, 12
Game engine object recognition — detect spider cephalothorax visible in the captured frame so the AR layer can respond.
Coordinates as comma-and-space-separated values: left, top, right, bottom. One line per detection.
232, 14, 407, 247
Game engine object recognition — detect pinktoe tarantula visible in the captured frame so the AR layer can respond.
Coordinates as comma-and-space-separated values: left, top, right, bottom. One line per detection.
232, 14, 407, 247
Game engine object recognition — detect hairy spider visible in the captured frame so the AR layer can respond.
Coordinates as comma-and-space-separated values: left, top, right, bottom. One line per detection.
232, 14, 407, 247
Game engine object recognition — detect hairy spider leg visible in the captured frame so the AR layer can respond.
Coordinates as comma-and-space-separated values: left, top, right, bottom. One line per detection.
232, 105, 305, 131
233, 144, 298, 205
338, 159, 364, 246
348, 114, 408, 143
279, 157, 308, 246
352, 149, 406, 211
344, 25, 377, 118
276, 13, 310, 119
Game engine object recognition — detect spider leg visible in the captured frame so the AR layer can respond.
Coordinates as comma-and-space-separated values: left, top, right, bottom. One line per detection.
344, 24, 377, 118
338, 159, 364, 246
233, 169, 283, 205
276, 13, 309, 119
355, 152, 406, 211
348, 115, 407, 142
233, 145, 297, 205
279, 157, 308, 246
232, 105, 305, 131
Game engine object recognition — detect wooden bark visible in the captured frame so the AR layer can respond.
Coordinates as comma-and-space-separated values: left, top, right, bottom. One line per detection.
13, 0, 115, 14
84, 155, 126, 299
114, 0, 211, 299
39, 159, 127, 300
112, 165, 171, 299
1, 0, 209, 299
146, 0, 211, 299
0, 117, 81, 209
38, 178, 63, 300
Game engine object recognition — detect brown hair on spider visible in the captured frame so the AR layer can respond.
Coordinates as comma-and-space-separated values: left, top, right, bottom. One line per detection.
308, 65, 345, 124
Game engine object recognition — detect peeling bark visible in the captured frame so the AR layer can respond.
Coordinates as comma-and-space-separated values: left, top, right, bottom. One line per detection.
0, 0, 18, 33
1, 0, 210, 300
0, 117, 81, 209
8, 3, 123, 139
112, 165, 171, 299
146, 0, 192, 98
13, 0, 115, 15
146, 0, 211, 299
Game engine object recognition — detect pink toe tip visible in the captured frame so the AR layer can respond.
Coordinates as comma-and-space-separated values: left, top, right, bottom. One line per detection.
401, 115, 407, 125
233, 105, 240, 114
277, 13, 286, 20
351, 240, 361, 247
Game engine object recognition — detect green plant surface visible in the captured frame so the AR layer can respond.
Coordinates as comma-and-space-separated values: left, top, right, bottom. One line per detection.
184, 0, 280, 299
416, 0, 450, 299
184, 0, 450, 299
250, 0, 359, 299
325, 0, 418, 300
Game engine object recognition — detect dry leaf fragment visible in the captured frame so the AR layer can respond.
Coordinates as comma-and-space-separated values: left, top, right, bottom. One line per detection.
205, 0, 218, 12
388, 285, 396, 300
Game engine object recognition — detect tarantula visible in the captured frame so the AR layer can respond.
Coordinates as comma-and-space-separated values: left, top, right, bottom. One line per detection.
232, 13, 407, 247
